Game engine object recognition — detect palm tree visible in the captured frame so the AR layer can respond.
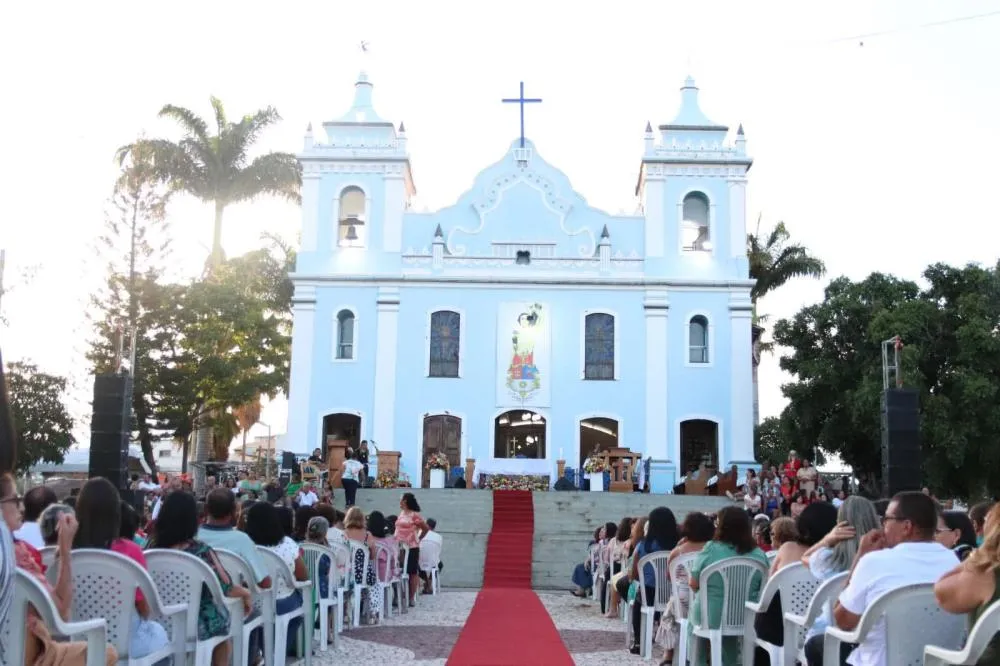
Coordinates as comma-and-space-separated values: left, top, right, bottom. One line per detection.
117, 97, 301, 269
233, 397, 263, 463
118, 98, 301, 475
747, 217, 826, 425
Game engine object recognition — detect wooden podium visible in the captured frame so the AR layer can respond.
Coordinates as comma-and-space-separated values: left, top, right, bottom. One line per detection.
465, 458, 476, 488
600, 447, 643, 492
326, 437, 348, 488
378, 451, 401, 484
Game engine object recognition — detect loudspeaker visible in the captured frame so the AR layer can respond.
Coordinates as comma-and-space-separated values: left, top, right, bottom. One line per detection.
881, 388, 921, 497
89, 374, 132, 490
281, 451, 297, 472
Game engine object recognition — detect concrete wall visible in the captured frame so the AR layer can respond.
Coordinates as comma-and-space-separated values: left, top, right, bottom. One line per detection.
334, 488, 731, 590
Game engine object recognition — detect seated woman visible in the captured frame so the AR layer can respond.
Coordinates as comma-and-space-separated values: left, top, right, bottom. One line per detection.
570, 526, 603, 598
627, 507, 680, 656
1, 473, 117, 666
798, 496, 880, 666
609, 517, 646, 617
150, 490, 250, 666
688, 506, 769, 666
597, 521, 619, 615
39, 503, 75, 546
655, 512, 714, 666
344, 506, 379, 624
73, 478, 170, 660
935, 503, 1000, 665
305, 517, 332, 599
603, 517, 633, 617
937, 510, 978, 562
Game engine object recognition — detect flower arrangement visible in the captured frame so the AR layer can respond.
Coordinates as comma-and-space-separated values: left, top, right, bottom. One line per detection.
583, 454, 609, 474
478, 473, 550, 491
425, 452, 450, 471
374, 469, 400, 488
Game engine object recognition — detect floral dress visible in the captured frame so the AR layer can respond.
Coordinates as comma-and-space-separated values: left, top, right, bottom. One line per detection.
177, 540, 232, 641
350, 541, 379, 624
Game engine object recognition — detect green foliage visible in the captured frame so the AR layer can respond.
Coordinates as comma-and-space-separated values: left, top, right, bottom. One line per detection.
747, 218, 826, 305
773, 263, 1000, 499
4, 362, 75, 472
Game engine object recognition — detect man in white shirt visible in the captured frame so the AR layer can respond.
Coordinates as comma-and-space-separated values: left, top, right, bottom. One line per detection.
297, 482, 318, 507
14, 486, 56, 549
420, 518, 443, 593
830, 491, 959, 666
151, 476, 182, 521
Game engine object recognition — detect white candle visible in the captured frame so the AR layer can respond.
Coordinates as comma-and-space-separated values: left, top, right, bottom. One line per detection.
559, 447, 563, 459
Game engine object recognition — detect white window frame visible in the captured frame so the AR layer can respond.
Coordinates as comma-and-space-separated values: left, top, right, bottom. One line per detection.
579, 309, 620, 380
424, 307, 465, 378
677, 188, 715, 255
684, 311, 714, 367
332, 306, 359, 362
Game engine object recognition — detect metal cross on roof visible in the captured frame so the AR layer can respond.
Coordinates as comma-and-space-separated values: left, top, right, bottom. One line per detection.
502, 81, 542, 148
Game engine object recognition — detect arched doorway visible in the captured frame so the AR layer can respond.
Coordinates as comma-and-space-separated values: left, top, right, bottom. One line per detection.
680, 419, 719, 476
494, 410, 546, 459
322, 412, 361, 459
578, 417, 620, 468
422, 415, 462, 487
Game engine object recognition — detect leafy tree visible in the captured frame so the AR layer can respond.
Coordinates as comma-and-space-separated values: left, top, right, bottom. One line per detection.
87, 149, 173, 474
4, 362, 75, 473
773, 264, 1000, 499
118, 98, 301, 472
747, 218, 826, 425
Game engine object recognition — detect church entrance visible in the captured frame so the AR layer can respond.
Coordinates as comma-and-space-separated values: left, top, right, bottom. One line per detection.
494, 410, 546, 459
680, 419, 719, 476
422, 415, 462, 487
322, 412, 361, 459
578, 417, 619, 469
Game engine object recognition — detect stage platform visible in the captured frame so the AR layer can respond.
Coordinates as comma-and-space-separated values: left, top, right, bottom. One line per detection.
333, 489, 731, 589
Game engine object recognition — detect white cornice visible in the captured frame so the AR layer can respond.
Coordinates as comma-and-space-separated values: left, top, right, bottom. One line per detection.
290, 273, 755, 291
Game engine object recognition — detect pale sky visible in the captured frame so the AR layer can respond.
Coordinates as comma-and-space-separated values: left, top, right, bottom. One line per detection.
2, 0, 998, 449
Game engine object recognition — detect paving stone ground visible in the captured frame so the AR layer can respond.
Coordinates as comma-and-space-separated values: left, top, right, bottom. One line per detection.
311, 589, 665, 665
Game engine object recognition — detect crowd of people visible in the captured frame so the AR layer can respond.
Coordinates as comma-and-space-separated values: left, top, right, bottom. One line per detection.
571, 465, 1000, 666
0, 470, 445, 666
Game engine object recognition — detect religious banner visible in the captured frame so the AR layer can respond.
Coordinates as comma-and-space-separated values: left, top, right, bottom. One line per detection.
496, 302, 551, 407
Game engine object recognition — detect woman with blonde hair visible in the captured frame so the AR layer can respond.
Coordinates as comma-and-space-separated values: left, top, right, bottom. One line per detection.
935, 503, 1000, 664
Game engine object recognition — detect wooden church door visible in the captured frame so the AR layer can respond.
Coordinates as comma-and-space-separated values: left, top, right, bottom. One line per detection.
422, 415, 462, 487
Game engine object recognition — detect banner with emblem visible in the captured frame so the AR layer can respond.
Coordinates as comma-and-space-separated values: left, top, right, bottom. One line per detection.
496, 302, 550, 407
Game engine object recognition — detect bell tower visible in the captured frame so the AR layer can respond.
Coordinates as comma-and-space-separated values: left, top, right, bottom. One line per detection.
296, 71, 416, 272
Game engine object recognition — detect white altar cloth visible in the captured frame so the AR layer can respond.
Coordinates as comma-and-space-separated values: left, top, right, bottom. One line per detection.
472, 458, 556, 486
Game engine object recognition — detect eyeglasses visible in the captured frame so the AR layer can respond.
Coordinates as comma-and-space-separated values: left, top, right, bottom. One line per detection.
0, 494, 21, 505
882, 515, 906, 525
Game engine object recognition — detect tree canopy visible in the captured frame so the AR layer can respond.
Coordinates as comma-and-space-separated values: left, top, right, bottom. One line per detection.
4, 362, 75, 473
771, 262, 1000, 499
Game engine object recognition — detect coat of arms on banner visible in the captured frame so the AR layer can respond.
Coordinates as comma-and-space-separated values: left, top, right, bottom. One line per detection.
506, 303, 543, 401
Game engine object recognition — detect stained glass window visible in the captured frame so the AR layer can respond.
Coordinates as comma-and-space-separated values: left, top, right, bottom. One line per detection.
336, 310, 355, 360
689, 315, 709, 363
584, 313, 615, 380
429, 310, 461, 377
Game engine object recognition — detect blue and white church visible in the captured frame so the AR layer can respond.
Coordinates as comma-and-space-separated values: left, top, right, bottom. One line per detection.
286, 71, 757, 492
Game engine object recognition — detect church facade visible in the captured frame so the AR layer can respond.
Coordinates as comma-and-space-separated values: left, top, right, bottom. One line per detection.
286, 72, 756, 492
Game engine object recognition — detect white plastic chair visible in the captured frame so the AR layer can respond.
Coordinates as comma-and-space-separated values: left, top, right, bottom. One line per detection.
39, 544, 57, 569
68, 549, 186, 666
767, 550, 779, 564
399, 543, 413, 611
300, 542, 343, 651
145, 548, 244, 666
823, 582, 964, 666
324, 541, 351, 633
214, 548, 273, 666
690, 556, 770, 666
6, 568, 109, 666
419, 538, 442, 595
925, 598, 1000, 666
375, 541, 404, 618
782, 572, 848, 666
626, 551, 672, 660
593, 543, 608, 602
256, 546, 313, 666
347, 540, 382, 628
669, 552, 699, 666
744, 562, 821, 666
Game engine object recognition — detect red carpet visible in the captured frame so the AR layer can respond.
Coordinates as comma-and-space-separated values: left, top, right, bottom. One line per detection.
446, 491, 573, 666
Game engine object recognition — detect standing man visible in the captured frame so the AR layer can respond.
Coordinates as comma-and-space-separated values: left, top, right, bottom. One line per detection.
358, 441, 370, 487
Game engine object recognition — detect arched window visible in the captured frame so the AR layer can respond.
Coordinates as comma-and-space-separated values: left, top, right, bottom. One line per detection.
338, 186, 366, 248
428, 310, 461, 378
681, 191, 711, 252
336, 309, 355, 360
584, 313, 615, 380
689, 315, 709, 364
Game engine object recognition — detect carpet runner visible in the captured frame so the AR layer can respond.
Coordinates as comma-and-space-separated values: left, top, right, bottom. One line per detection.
446, 491, 574, 666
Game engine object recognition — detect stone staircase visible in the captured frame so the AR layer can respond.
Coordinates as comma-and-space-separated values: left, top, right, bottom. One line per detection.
335, 489, 731, 589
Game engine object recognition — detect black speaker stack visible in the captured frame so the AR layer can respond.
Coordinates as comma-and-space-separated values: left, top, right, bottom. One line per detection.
89, 374, 133, 490
880, 388, 921, 497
